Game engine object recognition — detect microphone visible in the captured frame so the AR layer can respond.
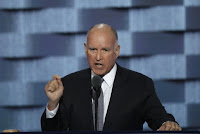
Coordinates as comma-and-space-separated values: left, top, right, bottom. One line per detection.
91, 75, 102, 131
91, 75, 102, 101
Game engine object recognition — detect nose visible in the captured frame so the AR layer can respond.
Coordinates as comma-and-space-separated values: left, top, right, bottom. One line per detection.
96, 50, 102, 61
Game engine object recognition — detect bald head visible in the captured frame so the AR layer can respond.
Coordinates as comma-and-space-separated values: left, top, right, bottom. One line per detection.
86, 23, 118, 45
84, 23, 120, 75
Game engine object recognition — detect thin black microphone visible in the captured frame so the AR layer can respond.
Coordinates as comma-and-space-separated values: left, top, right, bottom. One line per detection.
91, 75, 102, 100
91, 75, 102, 131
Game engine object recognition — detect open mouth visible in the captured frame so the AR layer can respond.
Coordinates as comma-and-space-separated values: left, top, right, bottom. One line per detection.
95, 63, 103, 67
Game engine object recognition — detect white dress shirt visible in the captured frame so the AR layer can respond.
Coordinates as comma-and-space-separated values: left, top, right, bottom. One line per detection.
46, 64, 117, 122
91, 63, 117, 123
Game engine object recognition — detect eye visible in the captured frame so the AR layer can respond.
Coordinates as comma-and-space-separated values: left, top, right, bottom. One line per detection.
103, 48, 109, 52
89, 48, 96, 51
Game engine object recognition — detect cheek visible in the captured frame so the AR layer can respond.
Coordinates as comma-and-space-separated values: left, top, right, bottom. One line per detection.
87, 54, 95, 63
106, 55, 116, 65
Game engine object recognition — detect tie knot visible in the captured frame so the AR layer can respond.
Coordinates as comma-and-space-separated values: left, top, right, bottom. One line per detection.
99, 75, 104, 78
101, 78, 104, 84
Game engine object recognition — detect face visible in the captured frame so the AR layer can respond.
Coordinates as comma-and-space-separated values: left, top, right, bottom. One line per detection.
84, 29, 120, 76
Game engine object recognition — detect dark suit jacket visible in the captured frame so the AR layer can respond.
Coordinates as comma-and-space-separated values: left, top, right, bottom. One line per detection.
41, 65, 175, 131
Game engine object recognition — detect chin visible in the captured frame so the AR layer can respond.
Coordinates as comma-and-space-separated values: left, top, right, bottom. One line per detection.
93, 70, 106, 76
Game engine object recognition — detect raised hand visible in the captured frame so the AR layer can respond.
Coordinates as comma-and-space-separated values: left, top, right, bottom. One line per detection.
45, 75, 64, 110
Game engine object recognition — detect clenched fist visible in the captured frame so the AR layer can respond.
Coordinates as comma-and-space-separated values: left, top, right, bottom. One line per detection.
45, 75, 64, 110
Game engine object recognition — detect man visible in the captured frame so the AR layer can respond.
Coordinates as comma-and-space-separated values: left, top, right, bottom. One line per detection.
41, 23, 182, 131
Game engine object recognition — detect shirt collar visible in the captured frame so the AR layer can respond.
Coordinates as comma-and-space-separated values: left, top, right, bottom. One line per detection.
91, 63, 117, 87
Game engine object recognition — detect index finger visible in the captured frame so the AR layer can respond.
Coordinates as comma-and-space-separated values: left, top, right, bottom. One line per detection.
52, 74, 61, 80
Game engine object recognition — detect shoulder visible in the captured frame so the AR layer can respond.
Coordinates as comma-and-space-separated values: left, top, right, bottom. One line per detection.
117, 65, 152, 81
117, 65, 155, 93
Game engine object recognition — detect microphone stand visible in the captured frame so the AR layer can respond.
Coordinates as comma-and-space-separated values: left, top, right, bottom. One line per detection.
95, 96, 98, 131
92, 87, 101, 131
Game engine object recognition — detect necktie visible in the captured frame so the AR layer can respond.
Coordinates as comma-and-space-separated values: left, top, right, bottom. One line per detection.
92, 78, 104, 131
97, 86, 104, 131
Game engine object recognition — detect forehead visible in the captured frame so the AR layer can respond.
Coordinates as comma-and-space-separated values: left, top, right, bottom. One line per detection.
87, 30, 116, 47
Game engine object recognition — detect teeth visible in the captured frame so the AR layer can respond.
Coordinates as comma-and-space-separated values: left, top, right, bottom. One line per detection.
95, 63, 102, 65
95, 63, 102, 67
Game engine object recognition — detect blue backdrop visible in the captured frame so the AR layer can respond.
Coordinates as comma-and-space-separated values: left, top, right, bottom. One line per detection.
0, 0, 200, 132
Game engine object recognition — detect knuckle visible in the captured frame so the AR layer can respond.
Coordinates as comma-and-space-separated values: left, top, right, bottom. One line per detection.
166, 124, 170, 129
48, 83, 53, 87
53, 74, 60, 79
50, 80, 56, 85
49, 86, 53, 90
166, 123, 170, 127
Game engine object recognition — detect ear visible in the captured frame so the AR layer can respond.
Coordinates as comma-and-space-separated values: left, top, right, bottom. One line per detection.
84, 43, 88, 56
115, 45, 120, 58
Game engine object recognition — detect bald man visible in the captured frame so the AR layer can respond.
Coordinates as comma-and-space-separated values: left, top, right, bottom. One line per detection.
41, 24, 181, 131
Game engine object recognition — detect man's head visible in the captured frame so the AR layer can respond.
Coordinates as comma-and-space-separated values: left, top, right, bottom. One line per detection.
84, 23, 120, 76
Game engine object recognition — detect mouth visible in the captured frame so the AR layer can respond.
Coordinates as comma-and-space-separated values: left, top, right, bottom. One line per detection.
95, 63, 103, 68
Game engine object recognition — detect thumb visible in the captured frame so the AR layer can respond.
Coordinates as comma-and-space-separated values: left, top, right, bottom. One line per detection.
157, 125, 166, 131
57, 78, 63, 88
